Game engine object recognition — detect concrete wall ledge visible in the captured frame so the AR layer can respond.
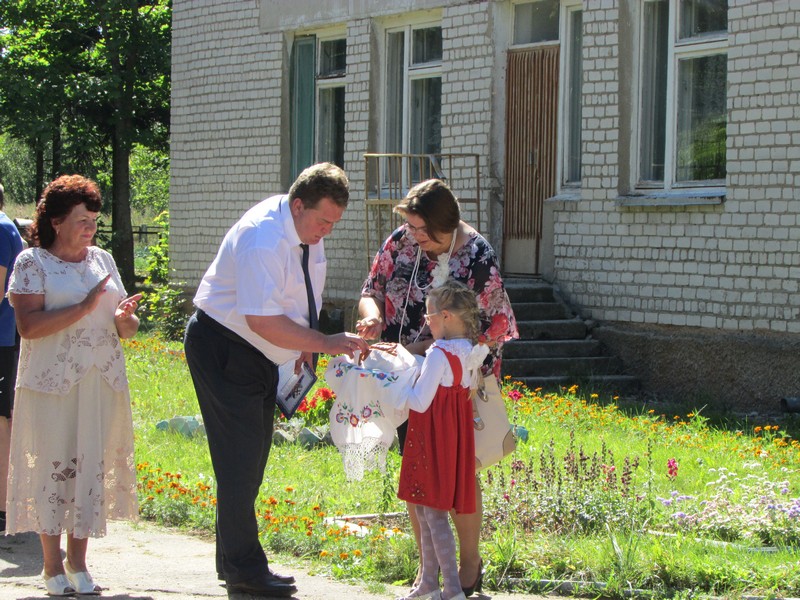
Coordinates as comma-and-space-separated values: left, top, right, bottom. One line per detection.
593, 322, 800, 415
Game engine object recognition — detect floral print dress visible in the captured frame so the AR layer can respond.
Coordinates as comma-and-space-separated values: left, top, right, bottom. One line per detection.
361, 225, 518, 379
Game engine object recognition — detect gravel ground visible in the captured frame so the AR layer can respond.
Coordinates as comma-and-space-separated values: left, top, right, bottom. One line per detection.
0, 520, 551, 600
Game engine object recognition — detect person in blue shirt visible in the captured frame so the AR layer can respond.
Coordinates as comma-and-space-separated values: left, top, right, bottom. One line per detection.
0, 183, 25, 533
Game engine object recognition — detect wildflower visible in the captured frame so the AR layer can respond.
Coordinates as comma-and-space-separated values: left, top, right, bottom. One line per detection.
667, 458, 678, 479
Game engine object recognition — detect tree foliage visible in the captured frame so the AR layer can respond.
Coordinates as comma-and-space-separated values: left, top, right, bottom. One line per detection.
0, 0, 171, 290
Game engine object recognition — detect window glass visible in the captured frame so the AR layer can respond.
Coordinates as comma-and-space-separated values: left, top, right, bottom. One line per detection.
385, 31, 405, 153
409, 77, 442, 155
317, 87, 345, 167
290, 37, 316, 180
675, 53, 727, 182
640, 0, 668, 182
680, 0, 728, 39
637, 0, 727, 189
319, 39, 346, 77
564, 9, 583, 184
412, 27, 442, 65
514, 0, 559, 45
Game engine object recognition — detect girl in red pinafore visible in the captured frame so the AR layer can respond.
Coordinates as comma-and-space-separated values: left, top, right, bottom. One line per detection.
394, 280, 489, 600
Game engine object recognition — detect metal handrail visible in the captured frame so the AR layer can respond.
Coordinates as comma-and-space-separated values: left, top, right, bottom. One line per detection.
363, 152, 481, 269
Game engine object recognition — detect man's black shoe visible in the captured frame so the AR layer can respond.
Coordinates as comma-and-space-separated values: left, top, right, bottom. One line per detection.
226, 576, 297, 598
268, 569, 296, 585
218, 570, 296, 585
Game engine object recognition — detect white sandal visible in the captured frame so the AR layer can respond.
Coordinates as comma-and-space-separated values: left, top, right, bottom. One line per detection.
41, 572, 75, 597
64, 560, 102, 595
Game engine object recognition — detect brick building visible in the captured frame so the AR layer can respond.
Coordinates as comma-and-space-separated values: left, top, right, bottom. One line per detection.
170, 0, 800, 411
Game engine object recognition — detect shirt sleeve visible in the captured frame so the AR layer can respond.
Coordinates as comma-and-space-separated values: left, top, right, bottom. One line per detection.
8, 250, 44, 297
402, 347, 449, 414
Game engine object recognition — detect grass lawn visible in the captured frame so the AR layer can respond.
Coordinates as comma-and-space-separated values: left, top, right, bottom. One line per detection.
126, 334, 800, 599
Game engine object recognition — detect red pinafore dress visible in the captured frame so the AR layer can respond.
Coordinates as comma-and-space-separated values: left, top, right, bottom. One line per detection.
397, 348, 476, 513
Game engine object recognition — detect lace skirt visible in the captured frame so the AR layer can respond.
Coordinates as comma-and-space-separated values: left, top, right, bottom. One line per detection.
5, 366, 138, 537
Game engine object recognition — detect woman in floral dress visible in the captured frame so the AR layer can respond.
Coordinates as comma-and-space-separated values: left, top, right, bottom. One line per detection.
5, 175, 142, 596
357, 179, 518, 596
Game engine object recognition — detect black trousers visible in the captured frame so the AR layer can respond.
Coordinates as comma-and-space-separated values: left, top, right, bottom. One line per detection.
183, 311, 278, 585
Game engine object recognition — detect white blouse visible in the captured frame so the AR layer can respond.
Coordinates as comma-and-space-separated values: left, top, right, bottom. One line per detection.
8, 246, 129, 394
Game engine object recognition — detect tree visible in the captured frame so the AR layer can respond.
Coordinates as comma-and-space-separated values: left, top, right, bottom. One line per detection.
0, 0, 170, 290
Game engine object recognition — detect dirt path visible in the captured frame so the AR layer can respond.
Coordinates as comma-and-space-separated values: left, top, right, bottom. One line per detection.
0, 520, 550, 600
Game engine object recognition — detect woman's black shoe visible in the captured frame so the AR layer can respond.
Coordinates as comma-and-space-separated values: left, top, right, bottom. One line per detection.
461, 558, 484, 597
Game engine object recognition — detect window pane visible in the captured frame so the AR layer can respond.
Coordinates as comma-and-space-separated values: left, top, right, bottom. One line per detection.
565, 10, 583, 184
290, 37, 316, 180
318, 86, 345, 168
675, 53, 727, 182
640, 0, 668, 182
319, 39, 346, 77
409, 77, 441, 155
386, 32, 405, 153
514, 0, 559, 45
412, 27, 442, 65
680, 0, 728, 39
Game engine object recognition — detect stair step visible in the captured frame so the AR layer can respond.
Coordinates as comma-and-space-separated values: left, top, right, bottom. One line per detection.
503, 339, 602, 359
517, 318, 587, 340
508, 374, 641, 396
504, 279, 554, 303
502, 356, 623, 377
512, 301, 571, 321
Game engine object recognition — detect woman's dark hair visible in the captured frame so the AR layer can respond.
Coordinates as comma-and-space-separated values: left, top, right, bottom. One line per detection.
31, 175, 102, 248
394, 179, 461, 243
288, 162, 350, 209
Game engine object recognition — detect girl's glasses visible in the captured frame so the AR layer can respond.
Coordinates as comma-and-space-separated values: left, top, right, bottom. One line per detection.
424, 312, 440, 324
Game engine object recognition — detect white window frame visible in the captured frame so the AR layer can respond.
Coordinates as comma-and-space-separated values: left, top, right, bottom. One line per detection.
558, 1, 583, 190
635, 0, 728, 194
315, 32, 347, 168
382, 19, 442, 155
289, 27, 348, 179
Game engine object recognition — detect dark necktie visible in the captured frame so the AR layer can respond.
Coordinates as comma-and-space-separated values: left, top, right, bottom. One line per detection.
300, 243, 319, 368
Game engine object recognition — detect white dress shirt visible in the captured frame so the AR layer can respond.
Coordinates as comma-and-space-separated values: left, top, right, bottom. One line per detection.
194, 195, 326, 365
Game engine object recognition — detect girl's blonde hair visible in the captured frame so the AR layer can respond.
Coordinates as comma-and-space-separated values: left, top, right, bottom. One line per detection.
428, 280, 481, 344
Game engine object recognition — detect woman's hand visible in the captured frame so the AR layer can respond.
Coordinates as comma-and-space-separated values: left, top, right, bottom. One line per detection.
80, 274, 112, 314
115, 293, 142, 320
355, 315, 383, 340
114, 292, 142, 339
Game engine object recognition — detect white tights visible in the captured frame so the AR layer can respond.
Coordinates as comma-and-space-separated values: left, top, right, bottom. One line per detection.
414, 504, 460, 599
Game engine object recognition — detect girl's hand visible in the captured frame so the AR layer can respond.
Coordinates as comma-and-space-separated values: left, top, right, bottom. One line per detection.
115, 293, 143, 319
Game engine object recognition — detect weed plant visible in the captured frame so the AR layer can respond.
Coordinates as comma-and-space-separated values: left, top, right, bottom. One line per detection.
126, 335, 800, 598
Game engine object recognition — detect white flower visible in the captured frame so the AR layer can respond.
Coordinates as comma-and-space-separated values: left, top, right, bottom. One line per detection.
431, 254, 450, 288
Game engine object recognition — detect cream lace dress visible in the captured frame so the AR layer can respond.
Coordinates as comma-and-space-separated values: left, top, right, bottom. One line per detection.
4, 246, 138, 537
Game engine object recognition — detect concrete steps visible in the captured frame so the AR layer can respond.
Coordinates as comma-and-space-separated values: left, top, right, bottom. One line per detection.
501, 277, 639, 396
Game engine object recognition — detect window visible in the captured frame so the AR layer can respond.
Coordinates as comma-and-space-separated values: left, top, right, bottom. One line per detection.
638, 0, 727, 189
290, 34, 347, 180
562, 5, 583, 186
384, 24, 442, 155
514, 0, 559, 45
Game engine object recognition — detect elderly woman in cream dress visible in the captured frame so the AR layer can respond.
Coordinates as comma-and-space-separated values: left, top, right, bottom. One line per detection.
5, 175, 142, 597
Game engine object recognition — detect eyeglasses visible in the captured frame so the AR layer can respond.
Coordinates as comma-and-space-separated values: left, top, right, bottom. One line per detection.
423, 312, 440, 324
405, 222, 429, 236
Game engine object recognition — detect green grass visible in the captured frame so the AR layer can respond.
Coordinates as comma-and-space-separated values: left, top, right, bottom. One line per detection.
126, 335, 800, 599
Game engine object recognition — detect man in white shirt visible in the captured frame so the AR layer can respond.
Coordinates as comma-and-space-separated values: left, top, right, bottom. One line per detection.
184, 163, 369, 598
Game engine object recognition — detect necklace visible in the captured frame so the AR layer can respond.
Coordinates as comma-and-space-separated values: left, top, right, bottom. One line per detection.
398, 228, 458, 343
